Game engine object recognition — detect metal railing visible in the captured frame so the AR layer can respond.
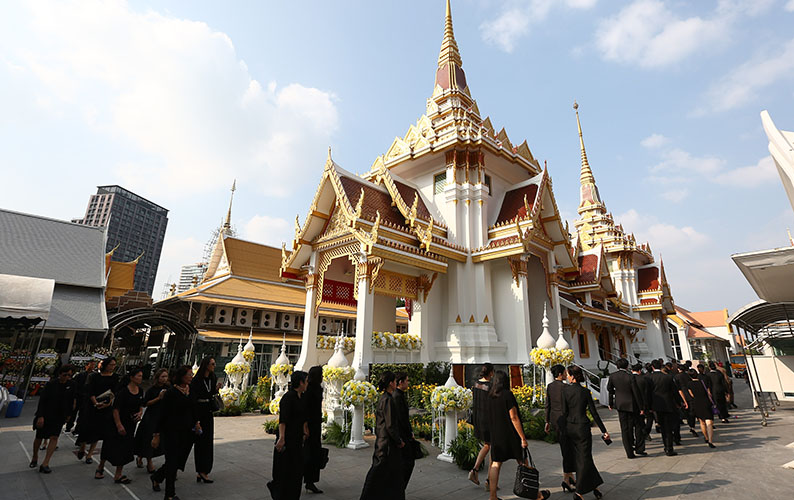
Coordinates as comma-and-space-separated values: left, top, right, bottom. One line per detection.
573, 362, 603, 399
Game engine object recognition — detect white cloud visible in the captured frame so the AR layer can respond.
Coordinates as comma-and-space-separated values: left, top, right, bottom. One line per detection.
617, 209, 709, 256
1, 0, 338, 199
594, 0, 727, 68
650, 148, 725, 176
714, 156, 778, 186
660, 189, 689, 203
480, 0, 597, 53
787, 0, 794, 12
641, 133, 670, 149
242, 215, 291, 248
700, 39, 794, 113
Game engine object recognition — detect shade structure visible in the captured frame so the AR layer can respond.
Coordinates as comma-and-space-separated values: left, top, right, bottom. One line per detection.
729, 300, 794, 347
0, 273, 55, 322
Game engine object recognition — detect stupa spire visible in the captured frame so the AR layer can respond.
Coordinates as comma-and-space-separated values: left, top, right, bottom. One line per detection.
223, 179, 236, 236
435, 0, 468, 92
573, 101, 603, 214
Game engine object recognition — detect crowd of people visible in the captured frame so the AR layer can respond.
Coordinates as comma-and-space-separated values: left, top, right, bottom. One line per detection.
27, 356, 738, 500
28, 357, 223, 500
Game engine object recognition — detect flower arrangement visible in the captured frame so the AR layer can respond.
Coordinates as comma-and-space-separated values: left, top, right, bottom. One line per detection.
269, 396, 282, 415
407, 382, 437, 410
430, 385, 473, 413
242, 350, 255, 363
225, 362, 251, 375
33, 349, 59, 372
269, 363, 293, 378
219, 386, 240, 406
0, 343, 10, 364
322, 365, 355, 383
92, 347, 112, 359
371, 332, 423, 351
258, 375, 272, 387
340, 380, 379, 407
529, 347, 574, 368
316, 335, 355, 352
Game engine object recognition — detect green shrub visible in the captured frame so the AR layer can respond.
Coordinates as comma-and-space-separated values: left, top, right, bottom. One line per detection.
238, 387, 257, 412
262, 419, 278, 435
323, 420, 351, 448
521, 413, 557, 443
448, 427, 482, 470
424, 362, 450, 385
216, 404, 242, 417
369, 363, 425, 385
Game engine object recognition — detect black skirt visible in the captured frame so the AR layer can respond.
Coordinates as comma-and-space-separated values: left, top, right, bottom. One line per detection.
33, 417, 64, 439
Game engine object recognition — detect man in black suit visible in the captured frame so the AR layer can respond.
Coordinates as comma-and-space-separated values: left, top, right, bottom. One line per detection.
648, 359, 679, 456
607, 358, 644, 458
631, 363, 651, 455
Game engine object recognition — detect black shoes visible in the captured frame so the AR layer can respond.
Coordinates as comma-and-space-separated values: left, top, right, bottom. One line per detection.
196, 475, 214, 484
539, 490, 550, 500
690, 429, 698, 437
635, 451, 648, 456
561, 481, 574, 492
38, 465, 52, 474
305, 483, 323, 494
29, 460, 37, 468
151, 477, 161, 492
77, 450, 85, 460
594, 488, 603, 499
708, 442, 716, 449
665, 450, 678, 457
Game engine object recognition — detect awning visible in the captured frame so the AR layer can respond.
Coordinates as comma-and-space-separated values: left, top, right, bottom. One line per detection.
580, 305, 646, 329
732, 246, 794, 303
197, 330, 302, 343
728, 300, 794, 348
0, 273, 55, 321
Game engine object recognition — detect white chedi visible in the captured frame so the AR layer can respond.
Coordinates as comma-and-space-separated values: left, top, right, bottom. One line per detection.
271, 338, 292, 399
324, 333, 353, 425
536, 304, 556, 349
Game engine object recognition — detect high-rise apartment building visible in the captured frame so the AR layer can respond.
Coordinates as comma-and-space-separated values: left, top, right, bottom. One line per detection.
178, 262, 207, 293
75, 185, 168, 294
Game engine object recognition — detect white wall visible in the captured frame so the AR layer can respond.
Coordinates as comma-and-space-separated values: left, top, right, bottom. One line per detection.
745, 355, 794, 400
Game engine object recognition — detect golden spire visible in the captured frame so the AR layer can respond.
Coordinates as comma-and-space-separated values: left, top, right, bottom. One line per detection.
438, 0, 462, 68
435, 0, 467, 92
574, 101, 594, 184
223, 179, 236, 235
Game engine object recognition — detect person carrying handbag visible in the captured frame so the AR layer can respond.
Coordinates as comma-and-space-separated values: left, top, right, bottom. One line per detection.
685, 369, 717, 448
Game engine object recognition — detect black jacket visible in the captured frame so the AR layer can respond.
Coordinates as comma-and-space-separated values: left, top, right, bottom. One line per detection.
607, 370, 642, 412
392, 388, 412, 442
707, 371, 727, 396
545, 379, 566, 430
633, 373, 652, 411
648, 370, 678, 413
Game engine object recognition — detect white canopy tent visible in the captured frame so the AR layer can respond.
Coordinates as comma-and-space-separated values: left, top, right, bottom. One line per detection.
0, 273, 55, 322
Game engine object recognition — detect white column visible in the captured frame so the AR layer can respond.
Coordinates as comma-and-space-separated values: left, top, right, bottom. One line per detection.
295, 254, 319, 372
515, 262, 533, 365
411, 294, 432, 363
352, 253, 375, 376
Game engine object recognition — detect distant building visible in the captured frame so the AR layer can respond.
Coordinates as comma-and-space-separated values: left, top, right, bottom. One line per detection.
178, 262, 207, 293
74, 185, 168, 294
667, 306, 731, 363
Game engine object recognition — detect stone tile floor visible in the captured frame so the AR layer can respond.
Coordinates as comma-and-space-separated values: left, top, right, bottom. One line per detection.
1, 383, 792, 500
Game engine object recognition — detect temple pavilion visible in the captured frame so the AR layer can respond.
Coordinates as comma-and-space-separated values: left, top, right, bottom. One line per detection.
283, 0, 677, 380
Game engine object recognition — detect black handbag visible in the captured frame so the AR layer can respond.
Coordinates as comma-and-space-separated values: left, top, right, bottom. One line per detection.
513, 448, 540, 499
210, 394, 224, 412
318, 447, 329, 469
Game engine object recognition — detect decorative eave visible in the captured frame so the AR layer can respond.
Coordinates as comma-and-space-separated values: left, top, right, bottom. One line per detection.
580, 304, 646, 329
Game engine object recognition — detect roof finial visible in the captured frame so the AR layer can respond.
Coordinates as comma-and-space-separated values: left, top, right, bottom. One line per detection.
574, 101, 594, 184
223, 179, 236, 235
435, 0, 467, 91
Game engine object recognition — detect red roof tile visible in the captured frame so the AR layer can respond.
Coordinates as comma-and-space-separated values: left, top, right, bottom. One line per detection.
339, 176, 406, 228
571, 254, 599, 284
393, 180, 432, 221
640, 298, 659, 305
637, 267, 660, 292
495, 184, 538, 225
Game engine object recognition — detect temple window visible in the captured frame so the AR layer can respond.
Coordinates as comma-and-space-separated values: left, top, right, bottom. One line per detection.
484, 174, 492, 195
434, 172, 447, 194
578, 330, 590, 358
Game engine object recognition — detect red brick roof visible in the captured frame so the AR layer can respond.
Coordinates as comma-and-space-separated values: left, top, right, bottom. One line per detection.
339, 176, 406, 228
394, 180, 432, 220
570, 254, 599, 284
637, 267, 660, 292
495, 184, 538, 225
640, 298, 659, 305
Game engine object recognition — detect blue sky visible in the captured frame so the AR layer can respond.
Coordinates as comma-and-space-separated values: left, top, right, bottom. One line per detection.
1, 0, 793, 312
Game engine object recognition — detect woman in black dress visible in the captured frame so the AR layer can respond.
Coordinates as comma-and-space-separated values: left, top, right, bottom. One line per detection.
303, 365, 324, 494
30, 364, 75, 473
360, 371, 405, 500
686, 368, 716, 448
546, 364, 576, 492
80, 357, 120, 473
563, 365, 609, 500
268, 370, 309, 500
100, 366, 144, 484
487, 370, 550, 500
135, 368, 169, 472
468, 362, 493, 487
151, 366, 201, 500
191, 356, 220, 483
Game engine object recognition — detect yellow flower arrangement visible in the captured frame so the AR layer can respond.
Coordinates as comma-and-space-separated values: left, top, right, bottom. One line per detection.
371, 332, 423, 351
242, 350, 255, 363
269, 363, 293, 378
529, 347, 574, 369
322, 365, 355, 383
224, 362, 251, 375
269, 396, 281, 414
316, 335, 356, 352
258, 375, 272, 387
219, 386, 240, 406
430, 386, 473, 413
340, 380, 379, 407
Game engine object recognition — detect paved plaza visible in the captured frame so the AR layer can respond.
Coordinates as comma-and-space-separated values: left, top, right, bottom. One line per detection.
1, 384, 792, 500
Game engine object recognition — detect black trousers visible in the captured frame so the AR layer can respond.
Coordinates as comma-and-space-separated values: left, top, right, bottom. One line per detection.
152, 460, 178, 498
194, 410, 214, 474
400, 445, 415, 490
633, 413, 646, 453
685, 404, 696, 429
672, 409, 682, 444
657, 411, 676, 453
617, 411, 636, 458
